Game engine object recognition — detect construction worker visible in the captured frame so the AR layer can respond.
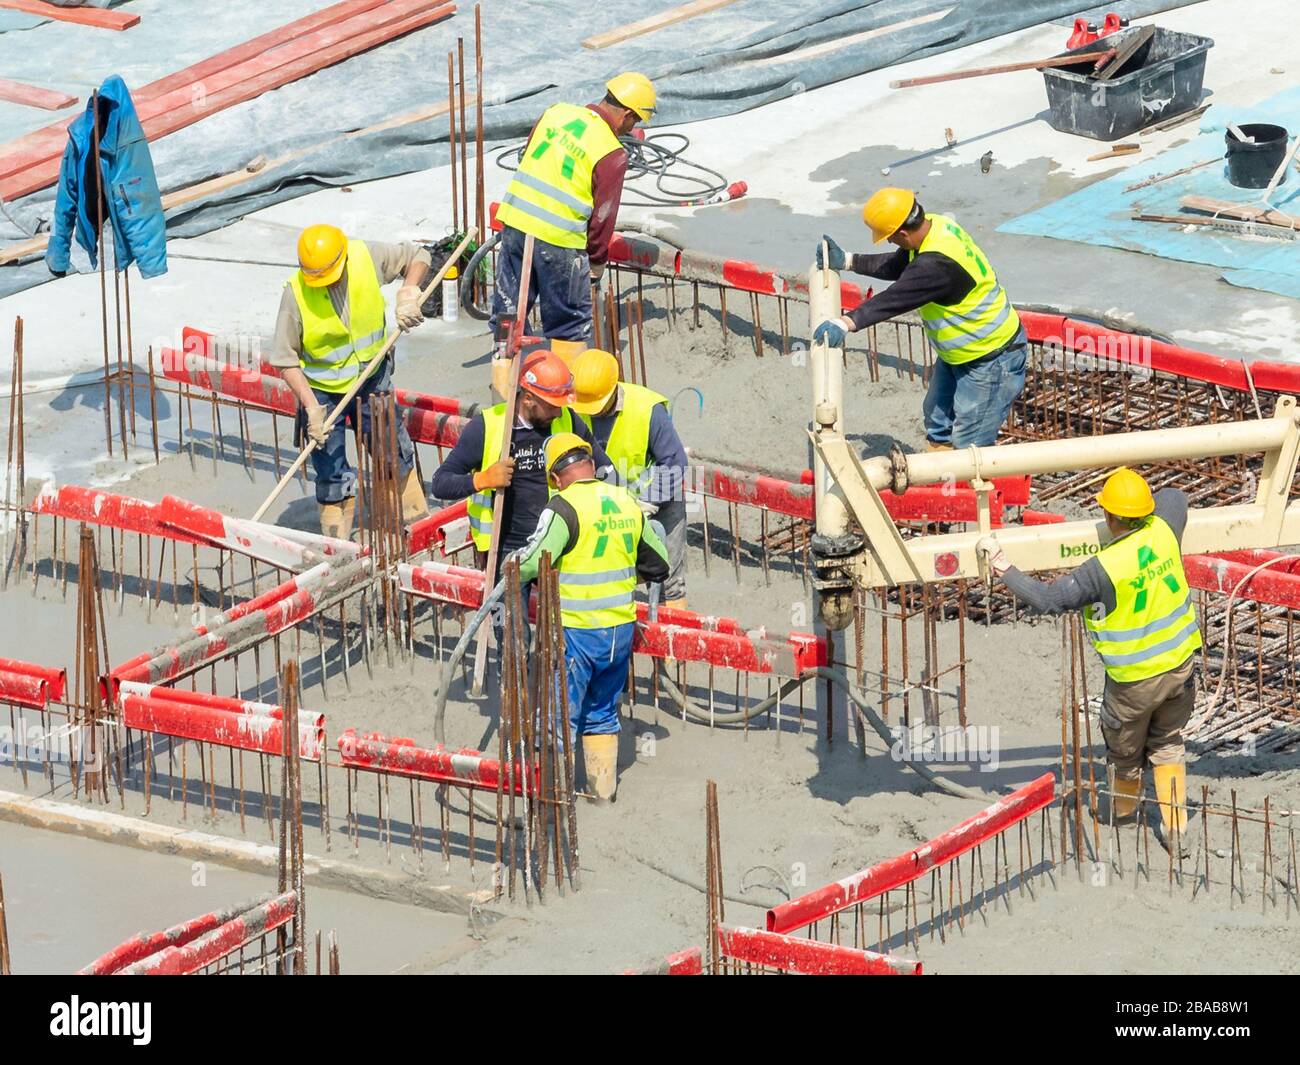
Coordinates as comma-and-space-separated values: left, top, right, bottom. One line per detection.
513, 433, 669, 802
812, 189, 1027, 451
428, 349, 610, 574
273, 224, 431, 538
570, 348, 689, 609
977, 468, 1201, 851
489, 73, 656, 387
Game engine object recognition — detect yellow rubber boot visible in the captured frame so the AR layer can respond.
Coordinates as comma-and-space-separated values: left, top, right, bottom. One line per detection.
1111, 777, 1140, 820
581, 734, 619, 804
319, 497, 355, 540
664, 597, 688, 612
549, 339, 587, 368
1153, 764, 1189, 837
400, 469, 429, 522
925, 440, 954, 452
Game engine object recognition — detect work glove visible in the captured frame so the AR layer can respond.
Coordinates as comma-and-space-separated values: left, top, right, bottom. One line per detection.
813, 318, 851, 349
976, 535, 1011, 576
815, 235, 847, 272
473, 457, 516, 491
637, 498, 660, 519
396, 285, 424, 331
304, 402, 329, 447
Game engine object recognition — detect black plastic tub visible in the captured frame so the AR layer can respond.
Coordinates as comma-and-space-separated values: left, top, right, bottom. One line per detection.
1041, 26, 1213, 141
1225, 122, 1289, 189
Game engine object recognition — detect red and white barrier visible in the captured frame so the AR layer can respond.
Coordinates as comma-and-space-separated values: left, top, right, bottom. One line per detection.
622, 946, 704, 976
766, 772, 1056, 935
158, 493, 357, 570
113, 892, 298, 975
407, 499, 471, 558
338, 729, 533, 794
0, 657, 66, 709
719, 926, 921, 976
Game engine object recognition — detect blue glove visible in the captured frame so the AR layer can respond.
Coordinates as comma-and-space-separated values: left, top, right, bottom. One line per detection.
814, 234, 847, 271
813, 319, 847, 348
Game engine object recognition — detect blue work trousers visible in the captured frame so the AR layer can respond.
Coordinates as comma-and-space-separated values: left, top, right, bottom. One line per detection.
563, 622, 635, 737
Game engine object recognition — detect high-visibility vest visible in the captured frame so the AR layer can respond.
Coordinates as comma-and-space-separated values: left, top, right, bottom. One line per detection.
286, 239, 389, 394
1083, 515, 1202, 684
495, 102, 623, 250
554, 479, 642, 629
466, 404, 574, 551
910, 214, 1020, 366
578, 382, 667, 497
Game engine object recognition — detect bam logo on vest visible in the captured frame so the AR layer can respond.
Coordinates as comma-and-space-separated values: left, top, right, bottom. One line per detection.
49, 997, 151, 1045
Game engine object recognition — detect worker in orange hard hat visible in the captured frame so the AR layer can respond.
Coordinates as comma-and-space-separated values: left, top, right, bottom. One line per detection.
272, 224, 433, 538
977, 469, 1200, 857
811, 189, 1027, 451
490, 74, 656, 389
429, 348, 612, 581
570, 348, 690, 609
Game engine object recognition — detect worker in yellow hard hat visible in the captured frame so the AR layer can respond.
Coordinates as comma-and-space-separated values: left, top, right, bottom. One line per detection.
571, 348, 690, 609
272, 224, 433, 538
978, 469, 1200, 856
811, 189, 1027, 451
511, 432, 669, 803
491, 73, 656, 390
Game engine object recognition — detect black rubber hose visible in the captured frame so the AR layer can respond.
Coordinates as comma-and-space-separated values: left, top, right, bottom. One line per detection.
460, 230, 501, 321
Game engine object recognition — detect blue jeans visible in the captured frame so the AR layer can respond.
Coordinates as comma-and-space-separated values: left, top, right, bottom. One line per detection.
490, 225, 592, 342
564, 623, 635, 736
305, 356, 415, 505
922, 329, 1028, 448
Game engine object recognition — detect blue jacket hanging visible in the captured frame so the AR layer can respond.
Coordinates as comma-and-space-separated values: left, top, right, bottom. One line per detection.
46, 74, 167, 279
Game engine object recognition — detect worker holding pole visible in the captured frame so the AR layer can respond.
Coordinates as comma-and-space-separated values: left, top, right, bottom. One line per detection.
272, 224, 431, 538
977, 468, 1201, 852
811, 189, 1027, 451
570, 348, 690, 610
513, 433, 669, 803
489, 73, 656, 393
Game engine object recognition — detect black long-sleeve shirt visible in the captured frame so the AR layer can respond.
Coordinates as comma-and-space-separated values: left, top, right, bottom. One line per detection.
1002, 489, 1190, 616
429, 412, 610, 553
845, 248, 975, 331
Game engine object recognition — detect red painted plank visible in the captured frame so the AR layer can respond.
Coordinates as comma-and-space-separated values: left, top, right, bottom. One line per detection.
0, 76, 76, 111
0, 0, 139, 30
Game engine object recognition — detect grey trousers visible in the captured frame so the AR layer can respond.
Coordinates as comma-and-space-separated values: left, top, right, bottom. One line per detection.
654, 498, 687, 601
1099, 656, 1196, 781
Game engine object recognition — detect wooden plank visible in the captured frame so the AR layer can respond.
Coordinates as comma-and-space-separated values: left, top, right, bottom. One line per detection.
746, 7, 954, 69
582, 0, 739, 50
0, 0, 458, 203
0, 77, 76, 111
0, 0, 390, 183
1132, 212, 1300, 239
1094, 23, 1155, 82
1180, 195, 1300, 229
0, 0, 139, 30
889, 50, 1115, 90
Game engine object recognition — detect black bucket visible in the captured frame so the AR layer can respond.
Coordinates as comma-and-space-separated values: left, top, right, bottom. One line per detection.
1225, 122, 1289, 189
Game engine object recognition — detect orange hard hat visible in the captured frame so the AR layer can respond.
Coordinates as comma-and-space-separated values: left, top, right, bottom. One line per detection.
518, 350, 575, 406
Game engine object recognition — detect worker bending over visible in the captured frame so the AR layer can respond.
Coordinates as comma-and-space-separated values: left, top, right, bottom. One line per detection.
490, 73, 656, 372
514, 433, 669, 803
812, 189, 1027, 450
570, 348, 689, 609
978, 468, 1200, 851
429, 349, 610, 575
273, 224, 431, 538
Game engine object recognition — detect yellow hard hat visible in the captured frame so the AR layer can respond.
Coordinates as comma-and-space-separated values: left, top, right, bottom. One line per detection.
549, 339, 587, 368
1096, 467, 1155, 518
862, 188, 917, 244
571, 348, 620, 415
297, 224, 348, 287
545, 431, 592, 475
606, 72, 656, 121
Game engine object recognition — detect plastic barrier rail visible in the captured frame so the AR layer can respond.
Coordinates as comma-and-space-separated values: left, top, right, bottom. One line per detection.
622, 946, 704, 976
397, 560, 828, 678
408, 498, 470, 557
0, 657, 66, 709
116, 681, 325, 761
30, 483, 206, 545
337, 728, 535, 795
114, 892, 298, 976
79, 891, 296, 976
766, 772, 1056, 935
718, 926, 922, 976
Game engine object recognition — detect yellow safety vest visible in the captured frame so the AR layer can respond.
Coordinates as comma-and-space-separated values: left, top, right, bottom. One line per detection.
555, 479, 642, 629
910, 214, 1020, 366
286, 240, 389, 394
578, 382, 667, 497
466, 404, 574, 551
495, 102, 623, 250
1083, 515, 1202, 684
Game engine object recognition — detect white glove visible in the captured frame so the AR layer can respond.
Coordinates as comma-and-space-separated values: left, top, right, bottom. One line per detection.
396, 285, 424, 331
976, 535, 1011, 576
305, 402, 329, 447
637, 498, 660, 518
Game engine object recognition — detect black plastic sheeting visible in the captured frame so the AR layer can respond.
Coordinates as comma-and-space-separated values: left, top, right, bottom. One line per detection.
0, 0, 1200, 298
